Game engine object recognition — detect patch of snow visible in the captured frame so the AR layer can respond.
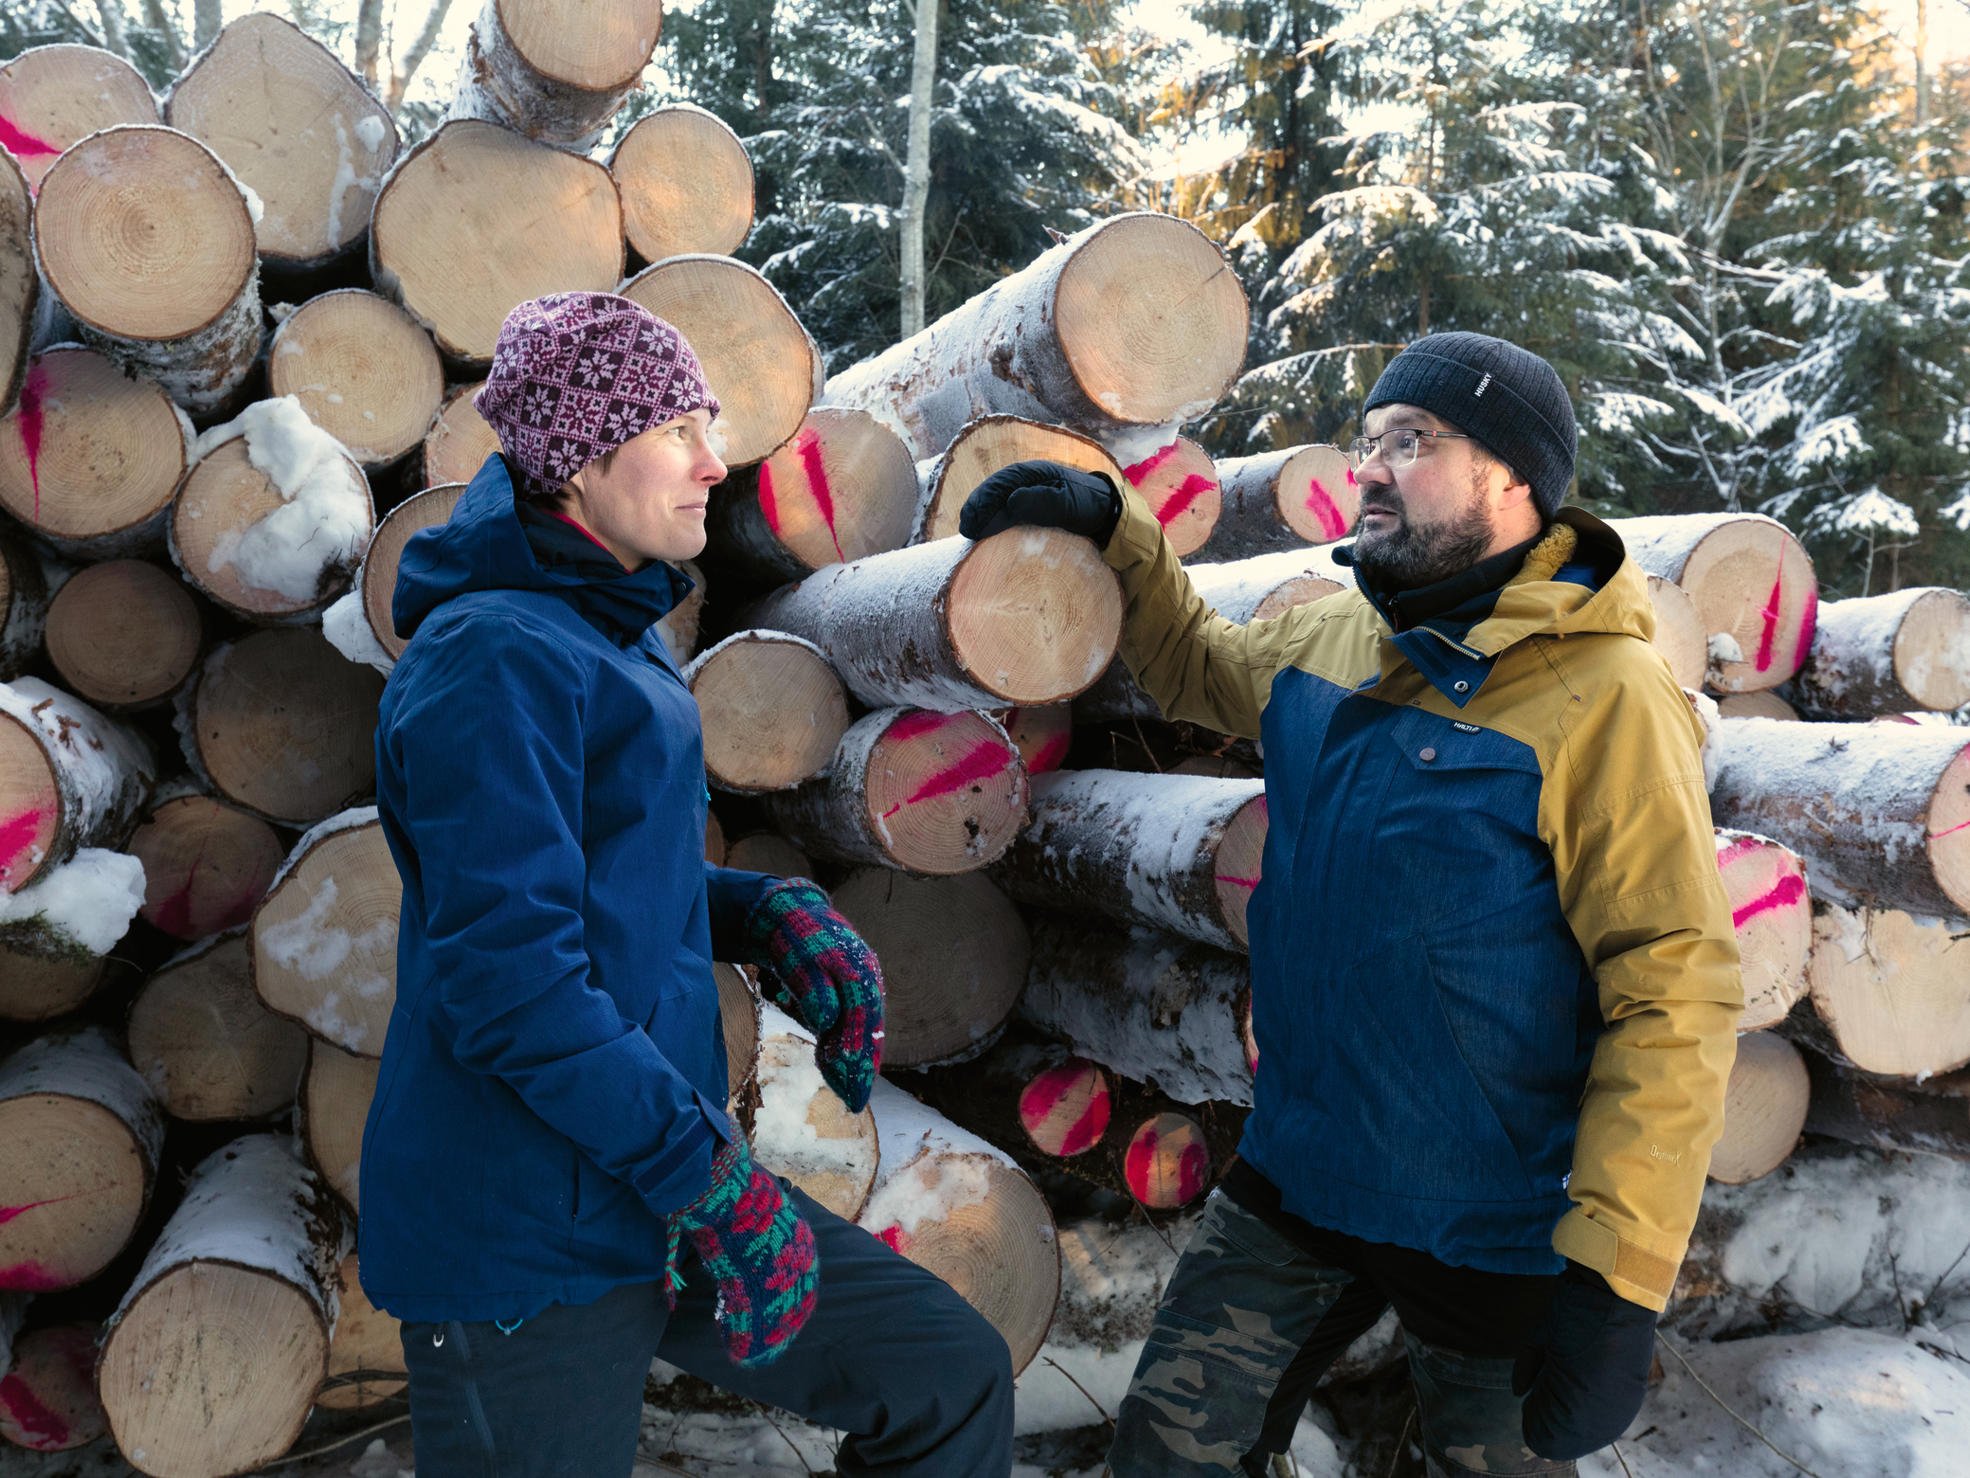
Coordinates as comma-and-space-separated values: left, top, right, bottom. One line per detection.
322, 588, 396, 674
0, 847, 144, 954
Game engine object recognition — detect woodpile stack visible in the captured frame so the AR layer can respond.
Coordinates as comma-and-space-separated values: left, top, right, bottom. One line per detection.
0, 7, 1966, 1471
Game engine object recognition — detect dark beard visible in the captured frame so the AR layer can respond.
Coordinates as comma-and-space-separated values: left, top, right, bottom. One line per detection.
1348, 484, 1496, 592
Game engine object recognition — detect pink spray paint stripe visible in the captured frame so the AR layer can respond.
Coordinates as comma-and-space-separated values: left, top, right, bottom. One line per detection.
884, 710, 957, 744
1930, 816, 1970, 842
0, 1190, 92, 1227
1177, 1140, 1210, 1201
880, 741, 1013, 819
757, 457, 783, 536
1794, 589, 1818, 671
876, 1226, 908, 1253
793, 428, 845, 563
1121, 441, 1181, 487
0, 1372, 71, 1449
1304, 478, 1346, 540
0, 116, 60, 160
1732, 872, 1806, 929
1214, 874, 1260, 891
1754, 542, 1786, 671
0, 1263, 67, 1292
0, 808, 46, 878
17, 363, 47, 526
1155, 474, 1217, 527
1026, 732, 1071, 774
1715, 835, 1766, 870
1018, 1064, 1109, 1156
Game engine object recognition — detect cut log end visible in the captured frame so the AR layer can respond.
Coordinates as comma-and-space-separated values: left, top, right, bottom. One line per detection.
612, 106, 755, 264
949, 527, 1123, 705
302, 1040, 379, 1214
1646, 574, 1708, 692
1709, 1030, 1809, 1185
255, 817, 400, 1057
690, 633, 849, 793
1893, 589, 1970, 711
728, 408, 918, 573
1683, 521, 1819, 692
0, 713, 61, 893
424, 384, 499, 490
749, 1015, 879, 1221
919, 416, 1121, 546
1715, 831, 1811, 1031
722, 831, 809, 878
1000, 705, 1073, 776
267, 291, 443, 466
0, 44, 160, 191
129, 794, 284, 941
714, 962, 761, 1109
1717, 690, 1798, 721
0, 1094, 148, 1291
0, 948, 106, 1022
1276, 444, 1356, 545
0, 1323, 108, 1451
1119, 438, 1220, 558
363, 483, 467, 661
318, 1253, 405, 1412
1122, 1111, 1213, 1209
1927, 742, 1970, 916
1213, 792, 1269, 949
1016, 1057, 1112, 1157
864, 711, 1029, 876
1807, 902, 1970, 1079
44, 560, 203, 709
130, 932, 309, 1122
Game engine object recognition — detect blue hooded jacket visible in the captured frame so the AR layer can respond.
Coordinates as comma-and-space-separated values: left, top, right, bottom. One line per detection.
357, 455, 774, 1324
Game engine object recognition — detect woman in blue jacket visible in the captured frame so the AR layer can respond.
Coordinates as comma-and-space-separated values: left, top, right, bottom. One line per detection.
358, 292, 1013, 1476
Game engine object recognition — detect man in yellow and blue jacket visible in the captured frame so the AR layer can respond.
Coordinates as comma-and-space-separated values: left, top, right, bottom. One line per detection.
962, 332, 1743, 1476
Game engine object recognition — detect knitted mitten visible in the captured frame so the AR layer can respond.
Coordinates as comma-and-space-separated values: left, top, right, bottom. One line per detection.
671, 1138, 818, 1368
741, 878, 885, 1113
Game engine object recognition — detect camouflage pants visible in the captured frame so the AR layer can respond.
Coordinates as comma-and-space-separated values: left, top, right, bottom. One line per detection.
1108, 1191, 1575, 1477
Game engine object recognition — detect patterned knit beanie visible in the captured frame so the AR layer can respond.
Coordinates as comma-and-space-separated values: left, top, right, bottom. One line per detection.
475, 292, 721, 502
1362, 332, 1576, 518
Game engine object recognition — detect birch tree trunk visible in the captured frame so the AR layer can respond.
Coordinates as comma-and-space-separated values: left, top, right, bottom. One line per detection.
899, 0, 938, 339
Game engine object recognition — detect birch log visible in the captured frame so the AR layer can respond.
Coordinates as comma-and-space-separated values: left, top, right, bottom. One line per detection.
686, 631, 849, 794
0, 43, 160, 192
0, 530, 49, 681
1194, 444, 1357, 559
1114, 436, 1221, 558
266, 290, 444, 469
1803, 1052, 1970, 1161
1790, 588, 1970, 719
450, 0, 663, 152
317, 1253, 406, 1412
912, 414, 1124, 545
127, 930, 309, 1123
0, 678, 154, 894
1715, 829, 1811, 1031
0, 950, 105, 1023
424, 384, 498, 489
610, 104, 754, 264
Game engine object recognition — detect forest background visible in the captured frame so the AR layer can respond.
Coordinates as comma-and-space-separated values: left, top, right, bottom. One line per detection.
5, 0, 1969, 600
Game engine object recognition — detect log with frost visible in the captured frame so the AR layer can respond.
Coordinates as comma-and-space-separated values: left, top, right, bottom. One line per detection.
610, 104, 755, 264
0, 1323, 108, 1452
721, 831, 812, 878
1112, 436, 1220, 558
1194, 444, 1357, 560
170, 398, 376, 624
708, 408, 919, 580
43, 560, 203, 711
97, 1135, 350, 1478
0, 678, 154, 894
266, 291, 444, 469
128, 929, 309, 1123
34, 126, 264, 413
164, 14, 399, 272
995, 769, 1268, 952
1611, 512, 1819, 693
423, 382, 498, 488
1646, 573, 1709, 692
748, 1003, 881, 1222
370, 118, 624, 367
912, 414, 1125, 544
0, 948, 105, 1023
763, 709, 1029, 877
253, 807, 401, 1057
824, 212, 1248, 460
354, 480, 466, 666
318, 1253, 406, 1411
0, 846, 145, 963
180, 627, 385, 825
620, 254, 817, 468
127, 789, 284, 940
1714, 829, 1811, 1031
1021, 918, 1254, 1107
1789, 587, 1970, 719
1708, 1030, 1809, 1185
0, 1028, 163, 1292
0, 44, 160, 192
1787, 901, 1970, 1080
739, 528, 1123, 710
0, 530, 50, 681
450, 0, 664, 152
856, 1076, 1060, 1376
1803, 1051, 1970, 1160
1717, 689, 1799, 721
0, 149, 30, 419
827, 866, 1030, 1067
0, 346, 193, 559
999, 704, 1073, 776
1706, 717, 1970, 917
686, 632, 850, 794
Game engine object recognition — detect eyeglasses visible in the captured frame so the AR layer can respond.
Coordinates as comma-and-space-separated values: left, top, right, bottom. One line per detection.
1346, 427, 1474, 471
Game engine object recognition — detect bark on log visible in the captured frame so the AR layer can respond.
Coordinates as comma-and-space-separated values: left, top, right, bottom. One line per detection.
999, 704, 1073, 777
0, 1028, 163, 1292
610, 104, 754, 265
450, 0, 663, 153
1707, 717, 1970, 917
1790, 588, 1970, 720
708, 408, 919, 579
1612, 513, 1819, 693
423, 383, 498, 489
0, 44, 160, 192
1114, 436, 1221, 559
0, 149, 32, 419
0, 346, 193, 559
359, 481, 466, 663
748, 1002, 880, 1222
371, 118, 623, 367
34, 126, 263, 413
43, 560, 202, 711
714, 960, 761, 1123
1793, 901, 1970, 1080
740, 528, 1122, 710
1194, 444, 1356, 561
0, 948, 106, 1023
164, 14, 399, 271
253, 807, 401, 1057
1021, 918, 1253, 1107
300, 1039, 377, 1215
1715, 829, 1811, 1031
267, 291, 444, 469
317, 1253, 405, 1412
857, 1076, 1060, 1377
685, 631, 849, 794
1647, 574, 1708, 692
0, 1322, 108, 1451
763, 708, 1029, 876
824, 213, 1248, 459
97, 1135, 350, 1478
0, 530, 51, 682
827, 866, 1030, 1067
995, 769, 1268, 953
180, 628, 385, 826
721, 831, 810, 879
619, 254, 817, 468
127, 929, 309, 1123
0, 677, 154, 894
1803, 1051, 1970, 1160
1709, 1030, 1808, 1185
1717, 690, 1799, 721
912, 415, 1124, 545
127, 790, 284, 941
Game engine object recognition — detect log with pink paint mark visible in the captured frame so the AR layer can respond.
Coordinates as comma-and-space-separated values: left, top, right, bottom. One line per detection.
1120, 437, 1222, 557
1199, 443, 1358, 559
1713, 828, 1812, 1031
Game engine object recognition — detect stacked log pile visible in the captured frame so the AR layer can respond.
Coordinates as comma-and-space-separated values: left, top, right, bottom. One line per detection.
1, 7, 1967, 1471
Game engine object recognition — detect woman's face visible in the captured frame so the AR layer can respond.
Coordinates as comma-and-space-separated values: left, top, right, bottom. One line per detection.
561, 409, 728, 570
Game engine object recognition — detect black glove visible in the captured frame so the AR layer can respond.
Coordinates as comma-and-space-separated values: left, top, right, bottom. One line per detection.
1512, 1261, 1657, 1461
957, 460, 1123, 545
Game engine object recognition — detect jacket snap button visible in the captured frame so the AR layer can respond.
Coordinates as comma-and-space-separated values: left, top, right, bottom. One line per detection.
1419, 747, 1437, 762
1453, 680, 1470, 693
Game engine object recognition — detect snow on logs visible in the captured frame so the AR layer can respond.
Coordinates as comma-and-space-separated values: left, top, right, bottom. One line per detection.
1708, 1030, 1810, 1185
0, 677, 154, 893
1714, 830, 1811, 1030
96, 1136, 350, 1478
1789, 587, 1970, 720
34, 126, 265, 413
0, 150, 30, 419
686, 632, 849, 793
0, 44, 160, 192
619, 254, 817, 467
764, 708, 1029, 876
856, 1077, 1060, 1376
43, 561, 203, 711
1613, 513, 1819, 692
1196, 443, 1357, 560
825, 213, 1249, 460
1795, 902, 1970, 1081
610, 104, 755, 264
748, 1003, 880, 1220
0, 1029, 163, 1293
912, 415, 1125, 546
266, 291, 444, 470
127, 790, 283, 941
1707, 717, 1970, 918
0, 1321, 107, 1451
1114, 437, 1221, 557
452, 0, 664, 152
740, 528, 1123, 711
371, 119, 623, 366
995, 770, 1268, 953
164, 14, 399, 272
127, 930, 309, 1123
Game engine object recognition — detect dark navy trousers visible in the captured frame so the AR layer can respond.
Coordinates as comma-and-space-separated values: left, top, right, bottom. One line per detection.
398, 1186, 1015, 1476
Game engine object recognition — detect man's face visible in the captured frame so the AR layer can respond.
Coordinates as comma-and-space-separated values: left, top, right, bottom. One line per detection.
1349, 403, 1514, 590
564, 409, 727, 570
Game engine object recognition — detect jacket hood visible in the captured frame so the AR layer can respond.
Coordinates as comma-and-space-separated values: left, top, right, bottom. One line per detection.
1468, 507, 1654, 655
391, 454, 692, 645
